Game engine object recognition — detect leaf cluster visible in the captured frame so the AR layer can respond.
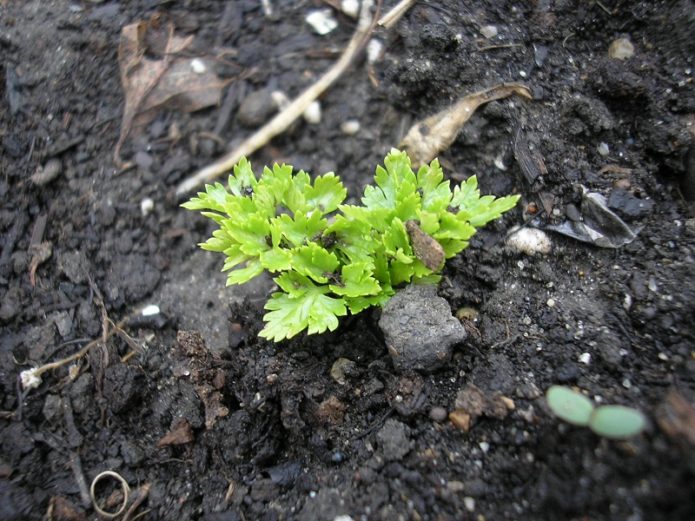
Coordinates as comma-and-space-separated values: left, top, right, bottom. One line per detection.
183, 149, 519, 341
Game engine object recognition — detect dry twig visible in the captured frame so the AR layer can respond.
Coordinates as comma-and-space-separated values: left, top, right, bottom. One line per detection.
175, 0, 378, 196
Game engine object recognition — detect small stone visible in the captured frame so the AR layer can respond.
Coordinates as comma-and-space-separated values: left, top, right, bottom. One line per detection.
449, 409, 471, 431
376, 419, 412, 460
597, 142, 610, 156
340, 120, 360, 135
340, 0, 359, 18
330, 357, 357, 385
579, 352, 591, 365
608, 37, 635, 60
464, 496, 476, 512
456, 306, 479, 321
140, 197, 154, 217
303, 101, 322, 124
190, 58, 206, 74
378, 284, 466, 372
306, 9, 338, 35
429, 406, 448, 422
506, 227, 552, 255
366, 38, 384, 63
42, 394, 62, 422
237, 89, 276, 128
31, 158, 63, 186
480, 25, 498, 39
546, 298, 556, 308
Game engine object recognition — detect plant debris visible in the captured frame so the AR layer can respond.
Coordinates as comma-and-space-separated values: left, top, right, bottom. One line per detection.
115, 17, 226, 167
400, 82, 532, 166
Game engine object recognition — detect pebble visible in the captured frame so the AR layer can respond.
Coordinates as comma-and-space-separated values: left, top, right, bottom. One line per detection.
340, 120, 360, 135
429, 406, 448, 422
608, 37, 635, 60
306, 9, 338, 35
140, 197, 154, 217
366, 39, 384, 63
480, 25, 498, 39
506, 227, 552, 256
303, 101, 322, 124
578, 352, 591, 365
341, 0, 359, 18
376, 419, 412, 461
330, 357, 357, 385
30, 158, 62, 186
597, 142, 610, 156
464, 496, 476, 512
237, 89, 276, 127
378, 284, 466, 372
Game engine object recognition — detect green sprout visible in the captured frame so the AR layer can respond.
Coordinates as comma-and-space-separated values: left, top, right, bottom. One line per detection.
183, 149, 519, 341
546, 385, 647, 439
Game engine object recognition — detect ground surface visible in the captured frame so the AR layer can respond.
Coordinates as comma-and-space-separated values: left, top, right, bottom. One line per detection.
2, 1, 695, 520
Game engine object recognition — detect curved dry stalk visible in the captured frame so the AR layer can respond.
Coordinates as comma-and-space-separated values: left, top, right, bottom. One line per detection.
175, 0, 377, 196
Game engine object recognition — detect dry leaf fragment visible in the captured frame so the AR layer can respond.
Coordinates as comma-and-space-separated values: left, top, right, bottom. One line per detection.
157, 418, 194, 447
400, 82, 532, 166
656, 390, 695, 445
115, 18, 227, 167
405, 220, 445, 271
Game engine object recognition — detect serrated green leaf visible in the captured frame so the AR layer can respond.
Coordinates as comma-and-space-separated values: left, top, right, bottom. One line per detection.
273, 210, 326, 247
305, 173, 347, 214
226, 259, 263, 285
434, 213, 476, 241
227, 157, 258, 196
330, 262, 380, 297
260, 248, 292, 272
292, 243, 339, 283
223, 214, 270, 256
260, 279, 347, 341
417, 159, 452, 214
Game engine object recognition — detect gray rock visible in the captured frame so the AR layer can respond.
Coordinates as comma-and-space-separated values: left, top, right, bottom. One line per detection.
378, 284, 466, 372
237, 89, 276, 128
376, 419, 411, 461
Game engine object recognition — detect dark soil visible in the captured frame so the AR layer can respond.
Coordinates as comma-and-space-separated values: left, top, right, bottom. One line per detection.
2, 1, 695, 520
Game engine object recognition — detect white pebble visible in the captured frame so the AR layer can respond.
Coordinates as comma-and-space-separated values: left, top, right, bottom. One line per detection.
579, 352, 591, 365
306, 9, 338, 35
506, 227, 552, 256
140, 197, 154, 217
546, 298, 555, 308
303, 101, 322, 124
464, 496, 476, 512
190, 58, 206, 74
622, 378, 632, 389
340, 120, 360, 135
479, 441, 490, 453
141, 304, 160, 316
480, 25, 498, 39
366, 38, 384, 64
608, 37, 635, 60
341, 0, 359, 18
271, 90, 290, 110
597, 142, 610, 156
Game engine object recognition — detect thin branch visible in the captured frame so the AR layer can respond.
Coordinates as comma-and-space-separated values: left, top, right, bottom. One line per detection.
175, 0, 378, 196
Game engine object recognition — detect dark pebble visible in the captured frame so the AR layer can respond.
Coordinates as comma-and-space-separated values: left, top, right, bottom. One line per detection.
555, 362, 579, 383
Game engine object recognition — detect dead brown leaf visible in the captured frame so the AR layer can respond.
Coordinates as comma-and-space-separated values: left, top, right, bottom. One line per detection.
400, 82, 532, 166
656, 390, 695, 445
157, 418, 194, 447
115, 18, 227, 167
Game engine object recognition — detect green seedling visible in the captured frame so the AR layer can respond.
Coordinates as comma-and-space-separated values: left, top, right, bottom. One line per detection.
183, 149, 519, 341
546, 385, 647, 439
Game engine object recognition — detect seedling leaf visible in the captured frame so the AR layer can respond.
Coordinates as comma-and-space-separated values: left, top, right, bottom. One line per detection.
546, 385, 594, 426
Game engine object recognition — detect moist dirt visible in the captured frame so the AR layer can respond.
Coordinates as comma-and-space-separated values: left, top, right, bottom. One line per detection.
2, 1, 695, 520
